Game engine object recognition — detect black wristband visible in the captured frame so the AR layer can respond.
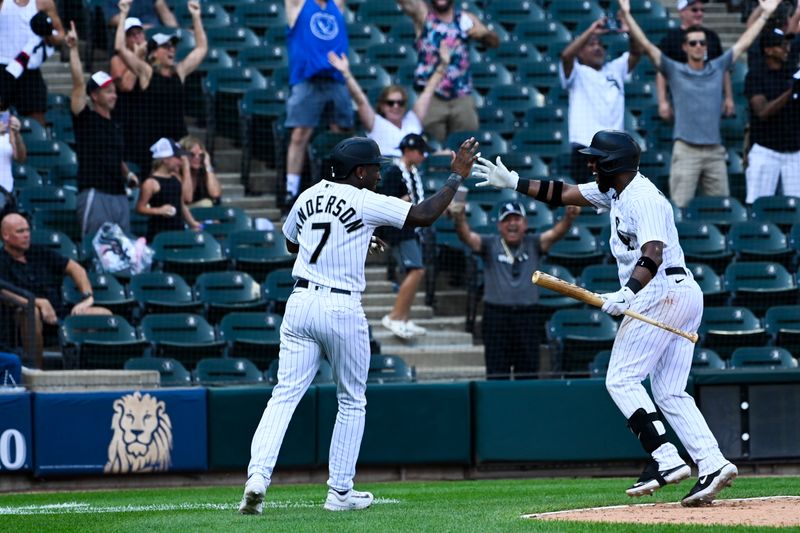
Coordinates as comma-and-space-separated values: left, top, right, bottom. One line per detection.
625, 278, 643, 294
535, 180, 550, 202
516, 178, 530, 194
445, 173, 462, 192
549, 181, 564, 207
636, 256, 658, 277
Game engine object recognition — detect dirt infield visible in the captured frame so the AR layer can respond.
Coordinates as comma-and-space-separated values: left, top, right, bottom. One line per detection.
524, 496, 800, 527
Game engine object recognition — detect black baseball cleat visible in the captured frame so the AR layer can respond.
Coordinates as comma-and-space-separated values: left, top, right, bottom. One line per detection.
681, 463, 738, 507
626, 460, 691, 497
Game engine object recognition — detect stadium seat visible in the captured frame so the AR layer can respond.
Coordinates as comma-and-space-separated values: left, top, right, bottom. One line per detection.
348, 63, 393, 92
308, 131, 351, 180
367, 354, 415, 384
18, 116, 48, 144
699, 307, 768, 360
589, 349, 612, 377
445, 129, 507, 155
723, 262, 798, 315
536, 263, 582, 313
625, 79, 659, 115
151, 231, 228, 283
60, 315, 148, 369
232, 0, 286, 33
263, 268, 295, 314
510, 128, 570, 161
764, 305, 800, 355
193, 357, 264, 385
237, 46, 289, 76
549, 0, 604, 31
515, 59, 561, 92
364, 43, 417, 73
31, 229, 79, 261
190, 206, 251, 243
684, 197, 748, 231
559, 205, 610, 234
676, 222, 733, 273
727, 221, 792, 267
240, 86, 291, 171
466, 189, 519, 214
471, 62, 514, 95
547, 308, 617, 374
183, 48, 236, 121
384, 16, 416, 45
485, 42, 544, 72
123, 357, 193, 386
691, 347, 726, 370
720, 108, 747, 147
485, 0, 546, 30
751, 196, 800, 231
62, 272, 135, 319
524, 105, 567, 131
355, 0, 404, 28
45, 108, 75, 147
226, 229, 294, 279
495, 152, 550, 181
203, 65, 268, 148
140, 313, 226, 367
346, 22, 387, 54
518, 198, 554, 230
637, 15, 679, 45
195, 270, 266, 323
544, 225, 603, 276
30, 208, 82, 243
729, 347, 798, 370
205, 25, 262, 56
11, 162, 45, 189
218, 311, 281, 368
638, 150, 671, 194
579, 264, 621, 295
266, 357, 334, 385
687, 263, 728, 307
175, 1, 231, 28
514, 20, 572, 56
17, 185, 76, 213
477, 106, 519, 138
130, 272, 202, 316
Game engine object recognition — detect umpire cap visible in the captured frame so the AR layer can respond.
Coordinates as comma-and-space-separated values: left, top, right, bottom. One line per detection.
329, 137, 390, 180
579, 130, 641, 175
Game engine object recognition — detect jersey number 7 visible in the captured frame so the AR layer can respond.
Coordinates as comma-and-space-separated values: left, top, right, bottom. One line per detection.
309, 222, 331, 263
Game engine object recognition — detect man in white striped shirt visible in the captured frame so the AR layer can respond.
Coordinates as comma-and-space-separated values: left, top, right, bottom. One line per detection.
472, 130, 736, 507
239, 136, 478, 514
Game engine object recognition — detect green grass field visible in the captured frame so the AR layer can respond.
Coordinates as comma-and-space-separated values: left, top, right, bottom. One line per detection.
2, 476, 798, 532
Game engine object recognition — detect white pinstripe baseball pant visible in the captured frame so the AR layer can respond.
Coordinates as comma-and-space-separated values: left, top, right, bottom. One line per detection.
605, 270, 728, 476
745, 143, 800, 204
246, 285, 370, 492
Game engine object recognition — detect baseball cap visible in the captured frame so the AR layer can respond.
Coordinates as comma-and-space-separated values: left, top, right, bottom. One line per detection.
677, 0, 704, 10
124, 17, 143, 33
761, 27, 793, 49
150, 138, 187, 159
147, 32, 180, 53
398, 133, 432, 154
498, 201, 526, 221
86, 71, 113, 93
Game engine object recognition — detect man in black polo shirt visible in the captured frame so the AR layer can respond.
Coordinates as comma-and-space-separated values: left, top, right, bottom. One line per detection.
0, 213, 110, 368
744, 27, 800, 203
656, 1, 733, 121
66, 22, 137, 239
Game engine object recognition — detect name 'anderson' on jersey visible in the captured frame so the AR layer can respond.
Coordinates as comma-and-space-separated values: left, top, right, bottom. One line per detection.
283, 180, 412, 293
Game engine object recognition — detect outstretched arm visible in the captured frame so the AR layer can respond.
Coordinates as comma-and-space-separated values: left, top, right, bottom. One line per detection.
617, 0, 662, 69
114, 0, 152, 89
561, 17, 609, 78
464, 12, 500, 48
397, 0, 427, 35
412, 41, 451, 122
448, 202, 481, 252
176, 1, 208, 82
540, 206, 580, 252
38, 0, 65, 46
66, 21, 87, 116
328, 51, 376, 131
732, 0, 782, 61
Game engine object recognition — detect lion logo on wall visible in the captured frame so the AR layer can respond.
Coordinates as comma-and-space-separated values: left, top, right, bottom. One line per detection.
104, 391, 173, 473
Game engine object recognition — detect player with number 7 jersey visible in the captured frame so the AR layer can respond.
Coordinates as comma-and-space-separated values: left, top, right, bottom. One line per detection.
239, 136, 479, 515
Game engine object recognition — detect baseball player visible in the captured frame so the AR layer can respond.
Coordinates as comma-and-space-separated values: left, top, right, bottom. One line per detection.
239, 136, 479, 514
472, 130, 736, 507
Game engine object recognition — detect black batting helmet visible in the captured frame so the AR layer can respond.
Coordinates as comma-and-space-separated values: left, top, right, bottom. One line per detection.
329, 137, 388, 180
579, 130, 641, 175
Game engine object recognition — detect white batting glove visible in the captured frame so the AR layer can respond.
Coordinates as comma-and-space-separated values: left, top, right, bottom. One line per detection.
600, 286, 635, 316
472, 156, 519, 190
368, 236, 386, 255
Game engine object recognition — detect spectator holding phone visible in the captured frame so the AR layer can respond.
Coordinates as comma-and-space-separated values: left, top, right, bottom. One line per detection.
179, 135, 221, 207
0, 104, 27, 193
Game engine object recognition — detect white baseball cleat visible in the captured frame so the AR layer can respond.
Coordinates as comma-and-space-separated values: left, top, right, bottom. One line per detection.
626, 463, 691, 497
404, 320, 427, 336
323, 488, 374, 511
681, 463, 738, 507
238, 474, 266, 515
381, 315, 414, 339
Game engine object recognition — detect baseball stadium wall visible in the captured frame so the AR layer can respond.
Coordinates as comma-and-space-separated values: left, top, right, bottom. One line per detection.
1, 373, 799, 478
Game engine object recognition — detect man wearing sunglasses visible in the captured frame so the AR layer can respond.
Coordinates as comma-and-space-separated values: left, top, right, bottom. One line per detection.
656, 1, 732, 123
619, 0, 783, 208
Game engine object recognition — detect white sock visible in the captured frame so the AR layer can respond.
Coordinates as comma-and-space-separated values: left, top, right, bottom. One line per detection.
286, 173, 301, 195
652, 442, 684, 470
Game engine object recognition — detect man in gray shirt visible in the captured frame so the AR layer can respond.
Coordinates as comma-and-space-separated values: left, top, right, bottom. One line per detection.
618, 0, 782, 208
449, 200, 578, 379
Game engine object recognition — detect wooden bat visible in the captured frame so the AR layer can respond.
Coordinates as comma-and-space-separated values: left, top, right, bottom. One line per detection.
531, 271, 699, 343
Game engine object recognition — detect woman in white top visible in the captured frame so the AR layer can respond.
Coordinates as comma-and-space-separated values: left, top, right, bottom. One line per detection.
328, 43, 450, 157
0, 110, 26, 192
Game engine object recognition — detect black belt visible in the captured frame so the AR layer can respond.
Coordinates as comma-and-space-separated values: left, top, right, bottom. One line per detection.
295, 278, 350, 295
665, 267, 687, 276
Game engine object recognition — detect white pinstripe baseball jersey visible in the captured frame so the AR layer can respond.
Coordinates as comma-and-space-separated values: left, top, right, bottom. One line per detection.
283, 179, 412, 292
579, 173, 687, 285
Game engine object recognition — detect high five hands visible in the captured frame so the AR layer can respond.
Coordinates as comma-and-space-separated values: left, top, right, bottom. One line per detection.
472, 156, 519, 190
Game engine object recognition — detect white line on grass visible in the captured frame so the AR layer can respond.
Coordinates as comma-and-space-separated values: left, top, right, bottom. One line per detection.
0, 498, 401, 515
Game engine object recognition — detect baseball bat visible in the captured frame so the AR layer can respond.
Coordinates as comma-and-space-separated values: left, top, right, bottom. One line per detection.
531, 271, 699, 343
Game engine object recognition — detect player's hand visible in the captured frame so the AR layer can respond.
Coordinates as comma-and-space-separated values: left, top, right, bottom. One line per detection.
473, 156, 519, 190
450, 137, 479, 178
600, 286, 635, 316
368, 235, 387, 255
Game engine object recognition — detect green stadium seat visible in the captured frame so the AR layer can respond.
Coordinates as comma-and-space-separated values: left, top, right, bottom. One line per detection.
123, 356, 193, 386
190, 205, 252, 243
308, 130, 351, 180
237, 46, 289, 76
692, 347, 726, 370
720, 108, 747, 146
525, 105, 567, 130
589, 349, 612, 377
687, 262, 728, 307
204, 65, 268, 148
18, 186, 76, 213
579, 264, 620, 295
727, 221, 792, 266
130, 272, 202, 315
22, 140, 77, 179
195, 270, 267, 323
60, 315, 148, 369
175, 1, 231, 28
349, 63, 393, 92
677, 222, 733, 273
472, 62, 514, 95
233, 0, 286, 33
723, 262, 798, 315
545, 225, 604, 276
557, 205, 610, 234
466, 189, 519, 214
477, 106, 519, 138
517, 198, 554, 230
751, 196, 800, 232
510, 128, 570, 163
31, 229, 79, 261
11, 162, 45, 189
240, 86, 290, 171
699, 307, 768, 359
219, 311, 281, 368
193, 357, 264, 385
638, 149, 671, 194
30, 208, 81, 242
515, 59, 561, 92
364, 43, 417, 73
346, 22, 387, 54
18, 116, 48, 144
684, 197, 748, 231
62, 272, 135, 319
485, 0, 546, 30
204, 25, 261, 56
514, 20, 572, 56
637, 15, 678, 44
547, 308, 618, 374
626, 79, 659, 115
183, 47, 236, 121
549, 0, 604, 31
367, 354, 415, 384
263, 268, 295, 314
537, 263, 582, 312
152, 231, 228, 283
764, 305, 800, 355
484, 41, 544, 72
445, 129, 507, 155
226, 229, 294, 279
729, 347, 798, 370
266, 357, 334, 385
140, 313, 226, 367
45, 108, 75, 146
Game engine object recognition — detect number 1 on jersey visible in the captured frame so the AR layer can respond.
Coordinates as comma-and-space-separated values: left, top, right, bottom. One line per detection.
309, 222, 331, 263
